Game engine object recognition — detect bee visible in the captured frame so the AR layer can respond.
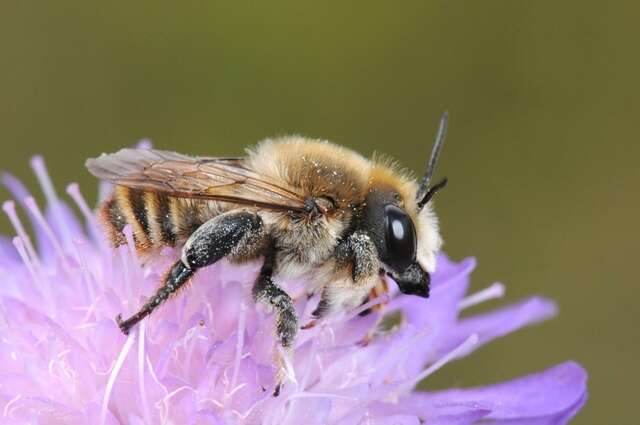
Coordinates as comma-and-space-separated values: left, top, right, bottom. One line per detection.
86, 113, 449, 395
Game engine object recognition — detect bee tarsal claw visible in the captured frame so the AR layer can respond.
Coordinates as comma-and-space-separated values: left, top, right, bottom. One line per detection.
273, 382, 282, 397
115, 314, 130, 335
357, 334, 373, 347
300, 320, 316, 330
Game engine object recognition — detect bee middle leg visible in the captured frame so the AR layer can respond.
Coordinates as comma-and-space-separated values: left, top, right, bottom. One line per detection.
116, 210, 265, 335
252, 241, 298, 396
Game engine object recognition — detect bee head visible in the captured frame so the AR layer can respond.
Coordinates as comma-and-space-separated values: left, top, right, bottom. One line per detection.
362, 188, 430, 297
361, 111, 450, 298
362, 189, 415, 271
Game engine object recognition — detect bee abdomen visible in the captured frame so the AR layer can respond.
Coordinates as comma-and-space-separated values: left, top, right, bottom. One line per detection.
170, 198, 206, 242
100, 187, 213, 252
145, 192, 177, 247
130, 188, 151, 236
100, 196, 127, 247
112, 186, 153, 251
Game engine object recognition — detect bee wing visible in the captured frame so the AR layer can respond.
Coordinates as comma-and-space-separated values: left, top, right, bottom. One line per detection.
86, 148, 307, 212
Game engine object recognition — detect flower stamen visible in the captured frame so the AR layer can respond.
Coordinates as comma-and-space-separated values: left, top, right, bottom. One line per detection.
137, 323, 152, 425
72, 237, 98, 306
119, 225, 138, 309
11, 236, 56, 316
386, 333, 479, 401
24, 196, 71, 273
2, 393, 22, 418
67, 182, 105, 247
230, 300, 247, 394
30, 156, 73, 249
101, 332, 136, 425
3, 200, 41, 269
11, 237, 40, 287
459, 282, 506, 310
345, 293, 391, 321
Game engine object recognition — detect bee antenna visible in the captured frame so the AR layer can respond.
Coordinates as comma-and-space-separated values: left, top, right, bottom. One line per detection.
418, 176, 448, 209
417, 111, 449, 209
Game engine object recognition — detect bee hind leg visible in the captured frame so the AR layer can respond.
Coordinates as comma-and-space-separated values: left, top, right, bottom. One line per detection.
252, 241, 298, 396
116, 260, 193, 334
116, 211, 265, 335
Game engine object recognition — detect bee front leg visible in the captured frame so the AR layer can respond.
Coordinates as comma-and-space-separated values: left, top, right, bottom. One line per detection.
252, 242, 298, 396
310, 230, 379, 320
116, 211, 265, 335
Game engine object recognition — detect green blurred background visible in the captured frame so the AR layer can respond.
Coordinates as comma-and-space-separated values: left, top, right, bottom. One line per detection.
1, 2, 637, 423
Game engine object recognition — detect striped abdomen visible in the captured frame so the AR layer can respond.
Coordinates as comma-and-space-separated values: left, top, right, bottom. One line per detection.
99, 186, 216, 253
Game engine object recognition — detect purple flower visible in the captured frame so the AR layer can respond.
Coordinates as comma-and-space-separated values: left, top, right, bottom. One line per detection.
0, 157, 587, 424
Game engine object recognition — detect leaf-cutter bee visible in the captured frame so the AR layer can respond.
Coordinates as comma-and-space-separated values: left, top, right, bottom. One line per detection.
86, 113, 449, 395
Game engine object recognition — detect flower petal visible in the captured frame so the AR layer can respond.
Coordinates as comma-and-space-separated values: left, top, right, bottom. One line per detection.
368, 415, 421, 425
435, 296, 558, 359
405, 361, 587, 422
368, 400, 489, 425
1, 172, 56, 262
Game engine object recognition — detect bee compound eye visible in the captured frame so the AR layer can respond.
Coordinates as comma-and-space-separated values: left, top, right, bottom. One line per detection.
383, 204, 417, 272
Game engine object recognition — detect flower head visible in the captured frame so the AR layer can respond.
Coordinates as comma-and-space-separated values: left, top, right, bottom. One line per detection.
0, 157, 587, 424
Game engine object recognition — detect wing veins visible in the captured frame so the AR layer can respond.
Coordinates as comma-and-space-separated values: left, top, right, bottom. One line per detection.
86, 148, 308, 213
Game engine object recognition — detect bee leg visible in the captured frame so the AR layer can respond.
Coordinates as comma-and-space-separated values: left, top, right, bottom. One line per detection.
116, 211, 264, 335
116, 260, 193, 334
300, 293, 329, 329
310, 294, 330, 319
348, 231, 379, 284
348, 231, 387, 346
309, 231, 380, 323
252, 243, 298, 396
